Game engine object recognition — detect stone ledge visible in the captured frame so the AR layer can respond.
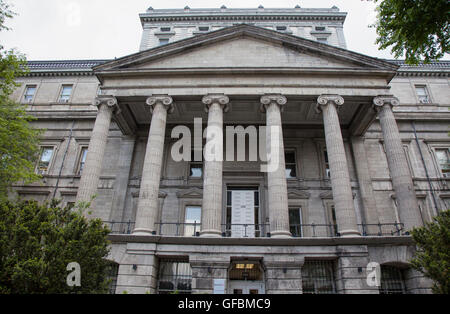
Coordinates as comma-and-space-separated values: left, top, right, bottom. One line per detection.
108, 234, 414, 246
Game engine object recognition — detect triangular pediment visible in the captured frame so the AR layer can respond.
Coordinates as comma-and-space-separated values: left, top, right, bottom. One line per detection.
94, 24, 398, 74
176, 188, 203, 199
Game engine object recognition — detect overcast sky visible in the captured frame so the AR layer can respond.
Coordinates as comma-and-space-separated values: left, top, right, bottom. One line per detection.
0, 0, 416, 61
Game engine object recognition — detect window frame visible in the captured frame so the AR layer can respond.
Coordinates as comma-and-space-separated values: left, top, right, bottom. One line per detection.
183, 205, 202, 237
302, 260, 337, 294
36, 145, 56, 175
157, 259, 192, 294
414, 85, 431, 104
75, 146, 89, 175
288, 206, 303, 237
58, 84, 74, 103
23, 84, 37, 103
284, 149, 298, 179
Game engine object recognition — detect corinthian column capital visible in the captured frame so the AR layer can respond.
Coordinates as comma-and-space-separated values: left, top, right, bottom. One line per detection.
146, 95, 174, 114
202, 94, 230, 113
373, 95, 400, 112
316, 94, 344, 113
260, 94, 287, 113
93, 95, 118, 112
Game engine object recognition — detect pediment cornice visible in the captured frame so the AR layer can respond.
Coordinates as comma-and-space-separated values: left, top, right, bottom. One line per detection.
94, 24, 399, 76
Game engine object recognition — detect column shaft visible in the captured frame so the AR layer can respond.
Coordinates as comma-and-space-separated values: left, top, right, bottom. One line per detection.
318, 95, 360, 236
133, 96, 173, 235
76, 96, 116, 205
200, 94, 228, 237
261, 95, 291, 238
374, 96, 422, 230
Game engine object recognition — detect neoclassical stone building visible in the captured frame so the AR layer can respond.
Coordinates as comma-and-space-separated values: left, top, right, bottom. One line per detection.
10, 6, 450, 294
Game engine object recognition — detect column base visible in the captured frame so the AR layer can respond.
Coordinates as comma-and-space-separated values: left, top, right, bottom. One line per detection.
339, 229, 361, 237
132, 228, 155, 236
270, 230, 292, 238
199, 229, 222, 238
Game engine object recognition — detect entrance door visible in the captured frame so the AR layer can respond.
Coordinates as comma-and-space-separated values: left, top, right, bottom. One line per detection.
229, 280, 265, 294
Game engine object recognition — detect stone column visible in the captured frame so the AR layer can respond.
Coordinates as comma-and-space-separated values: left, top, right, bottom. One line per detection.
351, 136, 381, 235
200, 94, 229, 237
317, 95, 360, 237
76, 95, 117, 204
260, 94, 291, 238
373, 95, 422, 230
133, 95, 173, 235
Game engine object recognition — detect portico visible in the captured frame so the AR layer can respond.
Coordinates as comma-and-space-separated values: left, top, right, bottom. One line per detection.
75, 24, 422, 238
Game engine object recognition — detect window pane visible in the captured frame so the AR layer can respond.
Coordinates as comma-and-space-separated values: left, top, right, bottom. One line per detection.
59, 86, 72, 101
302, 260, 336, 294
185, 206, 201, 236
286, 165, 297, 178
189, 164, 202, 177
158, 261, 192, 294
78, 148, 88, 174
24, 86, 36, 101
379, 265, 406, 294
159, 38, 169, 45
289, 208, 302, 237
285, 151, 296, 163
38, 147, 54, 174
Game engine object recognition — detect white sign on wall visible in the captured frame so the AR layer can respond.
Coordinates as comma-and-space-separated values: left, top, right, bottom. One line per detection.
213, 279, 226, 294
231, 190, 255, 237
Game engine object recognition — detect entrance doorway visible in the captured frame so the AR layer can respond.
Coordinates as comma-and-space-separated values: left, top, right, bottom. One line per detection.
228, 260, 265, 294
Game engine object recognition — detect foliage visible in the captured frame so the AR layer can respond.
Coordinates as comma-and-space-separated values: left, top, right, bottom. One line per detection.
410, 210, 450, 294
372, 0, 449, 64
0, 0, 43, 199
0, 199, 112, 294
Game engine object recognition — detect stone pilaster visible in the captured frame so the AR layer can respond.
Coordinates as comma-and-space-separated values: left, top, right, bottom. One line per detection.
260, 94, 291, 238
76, 95, 117, 206
200, 94, 229, 237
317, 95, 360, 237
373, 95, 422, 230
133, 95, 173, 235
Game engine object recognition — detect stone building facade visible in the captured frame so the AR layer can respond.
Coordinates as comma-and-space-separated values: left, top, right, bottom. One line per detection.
10, 6, 450, 294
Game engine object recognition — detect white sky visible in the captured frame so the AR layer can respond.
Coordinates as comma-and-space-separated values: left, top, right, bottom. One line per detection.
0, 0, 409, 61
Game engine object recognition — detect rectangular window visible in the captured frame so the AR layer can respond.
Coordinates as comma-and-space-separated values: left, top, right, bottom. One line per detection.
285, 151, 297, 178
157, 260, 192, 294
302, 260, 336, 294
59, 85, 73, 103
23, 85, 36, 102
329, 205, 338, 236
289, 207, 303, 237
415, 85, 430, 103
160, 27, 171, 32
323, 150, 330, 178
379, 265, 406, 294
276, 26, 287, 31
37, 146, 54, 175
315, 26, 326, 31
317, 37, 328, 43
159, 38, 169, 46
77, 147, 88, 175
198, 26, 209, 32
189, 149, 203, 178
184, 206, 201, 236
435, 148, 450, 177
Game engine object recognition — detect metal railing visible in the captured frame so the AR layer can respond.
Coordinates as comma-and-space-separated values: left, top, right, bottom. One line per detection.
358, 222, 406, 236
103, 220, 135, 234
154, 222, 202, 237
289, 224, 339, 238
221, 223, 271, 238
103, 221, 407, 237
